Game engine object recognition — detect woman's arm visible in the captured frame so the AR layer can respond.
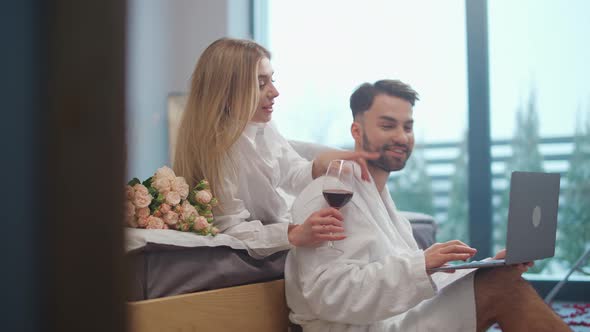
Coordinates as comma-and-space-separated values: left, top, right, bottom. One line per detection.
215, 167, 345, 258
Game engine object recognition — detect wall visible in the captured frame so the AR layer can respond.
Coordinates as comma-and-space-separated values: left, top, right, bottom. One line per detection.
126, 0, 252, 179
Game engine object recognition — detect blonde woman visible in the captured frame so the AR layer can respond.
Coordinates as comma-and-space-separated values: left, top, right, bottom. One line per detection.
174, 38, 377, 258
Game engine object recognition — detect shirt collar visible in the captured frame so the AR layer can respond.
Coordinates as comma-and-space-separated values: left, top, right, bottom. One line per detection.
243, 121, 267, 142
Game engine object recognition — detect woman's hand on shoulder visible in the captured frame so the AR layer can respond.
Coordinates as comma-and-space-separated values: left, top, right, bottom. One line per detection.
288, 207, 346, 247
312, 150, 379, 182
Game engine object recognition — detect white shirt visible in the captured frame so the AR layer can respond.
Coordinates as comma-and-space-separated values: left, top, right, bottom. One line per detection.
285, 170, 476, 331
213, 121, 313, 259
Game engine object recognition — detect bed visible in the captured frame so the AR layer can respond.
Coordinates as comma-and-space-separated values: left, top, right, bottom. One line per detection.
125, 212, 436, 331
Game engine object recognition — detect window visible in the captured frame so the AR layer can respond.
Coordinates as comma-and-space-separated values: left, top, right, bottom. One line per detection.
263, 0, 470, 242
488, 0, 590, 280
259, 0, 590, 298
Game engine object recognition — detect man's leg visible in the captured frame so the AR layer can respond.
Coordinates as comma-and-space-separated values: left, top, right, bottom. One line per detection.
474, 267, 570, 332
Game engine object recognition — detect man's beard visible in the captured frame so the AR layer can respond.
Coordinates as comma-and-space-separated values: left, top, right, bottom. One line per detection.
362, 131, 412, 172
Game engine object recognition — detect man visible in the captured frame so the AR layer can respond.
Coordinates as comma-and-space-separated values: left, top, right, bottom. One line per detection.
285, 80, 569, 331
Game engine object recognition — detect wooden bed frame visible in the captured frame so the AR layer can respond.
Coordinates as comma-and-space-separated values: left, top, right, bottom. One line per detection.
127, 279, 289, 331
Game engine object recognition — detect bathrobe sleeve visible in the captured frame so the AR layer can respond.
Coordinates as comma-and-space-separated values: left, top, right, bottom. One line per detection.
271, 123, 314, 195
213, 166, 292, 259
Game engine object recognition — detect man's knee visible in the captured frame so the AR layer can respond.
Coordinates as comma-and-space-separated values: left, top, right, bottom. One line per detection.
474, 267, 532, 306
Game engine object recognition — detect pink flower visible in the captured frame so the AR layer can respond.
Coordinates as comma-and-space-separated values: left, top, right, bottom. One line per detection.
133, 184, 149, 195
146, 216, 165, 229
137, 216, 149, 228
210, 227, 219, 235
159, 203, 171, 214
196, 190, 212, 205
165, 191, 181, 206
126, 185, 135, 200
136, 207, 150, 219
194, 216, 209, 231
133, 190, 152, 208
152, 177, 171, 193
172, 177, 189, 200
153, 166, 176, 191
125, 201, 136, 217
181, 201, 198, 221
163, 211, 179, 226
178, 222, 190, 232
125, 214, 138, 228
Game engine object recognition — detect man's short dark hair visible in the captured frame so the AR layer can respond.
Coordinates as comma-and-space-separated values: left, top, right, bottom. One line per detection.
350, 80, 419, 119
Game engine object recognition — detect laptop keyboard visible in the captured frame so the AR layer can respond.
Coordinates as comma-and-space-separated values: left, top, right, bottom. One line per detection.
454, 259, 506, 268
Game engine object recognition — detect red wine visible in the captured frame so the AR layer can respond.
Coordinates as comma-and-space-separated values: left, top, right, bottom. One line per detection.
323, 190, 353, 209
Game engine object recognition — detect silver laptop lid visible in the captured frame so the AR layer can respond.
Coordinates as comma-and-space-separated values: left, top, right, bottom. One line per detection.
505, 171, 561, 264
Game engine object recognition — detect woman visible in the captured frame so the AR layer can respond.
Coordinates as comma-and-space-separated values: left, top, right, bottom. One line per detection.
174, 38, 376, 258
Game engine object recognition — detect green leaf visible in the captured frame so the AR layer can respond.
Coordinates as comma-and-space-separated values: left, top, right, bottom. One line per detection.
148, 199, 162, 214
188, 191, 197, 205
142, 176, 153, 188
127, 178, 141, 186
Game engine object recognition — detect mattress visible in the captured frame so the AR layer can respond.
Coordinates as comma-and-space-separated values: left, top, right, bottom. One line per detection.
126, 211, 436, 301
127, 244, 286, 301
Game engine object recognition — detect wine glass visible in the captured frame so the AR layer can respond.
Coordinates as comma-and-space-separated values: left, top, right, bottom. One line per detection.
322, 160, 355, 252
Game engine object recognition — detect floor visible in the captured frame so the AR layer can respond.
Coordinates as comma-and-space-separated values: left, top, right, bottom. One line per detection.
488, 302, 590, 331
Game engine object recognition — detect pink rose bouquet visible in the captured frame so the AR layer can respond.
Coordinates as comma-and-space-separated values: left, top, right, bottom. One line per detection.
124, 166, 219, 236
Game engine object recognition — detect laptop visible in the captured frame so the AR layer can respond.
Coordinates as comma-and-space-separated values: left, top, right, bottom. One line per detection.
428, 171, 560, 272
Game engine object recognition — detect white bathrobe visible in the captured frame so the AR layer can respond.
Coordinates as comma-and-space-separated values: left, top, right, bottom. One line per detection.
285, 171, 477, 331
213, 121, 313, 258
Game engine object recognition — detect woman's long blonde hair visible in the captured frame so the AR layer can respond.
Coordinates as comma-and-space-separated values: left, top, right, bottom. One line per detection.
173, 38, 271, 200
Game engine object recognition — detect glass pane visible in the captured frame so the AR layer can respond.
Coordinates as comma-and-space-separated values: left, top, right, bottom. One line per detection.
265, 0, 469, 243
489, 0, 590, 280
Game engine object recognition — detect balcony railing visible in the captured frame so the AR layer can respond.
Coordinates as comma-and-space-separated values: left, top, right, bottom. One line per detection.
388, 135, 578, 222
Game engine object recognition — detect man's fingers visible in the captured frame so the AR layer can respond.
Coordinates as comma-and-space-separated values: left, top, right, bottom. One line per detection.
440, 244, 477, 255
316, 233, 347, 241
312, 216, 343, 227
315, 207, 344, 220
444, 253, 473, 262
443, 240, 471, 248
312, 225, 345, 233
494, 249, 507, 259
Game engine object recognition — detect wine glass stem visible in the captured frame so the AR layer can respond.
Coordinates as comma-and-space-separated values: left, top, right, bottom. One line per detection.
328, 207, 341, 248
